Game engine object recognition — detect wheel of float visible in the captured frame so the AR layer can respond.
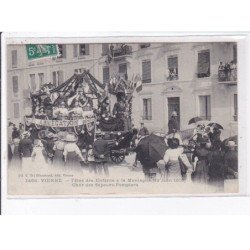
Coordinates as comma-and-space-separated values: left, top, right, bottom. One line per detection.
110, 152, 125, 163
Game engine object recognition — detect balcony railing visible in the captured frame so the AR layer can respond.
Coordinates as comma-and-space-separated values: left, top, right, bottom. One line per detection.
218, 62, 237, 83
111, 44, 132, 58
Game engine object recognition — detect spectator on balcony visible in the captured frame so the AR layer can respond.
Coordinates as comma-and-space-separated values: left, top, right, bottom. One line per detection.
230, 60, 237, 81
224, 62, 231, 81
218, 62, 226, 82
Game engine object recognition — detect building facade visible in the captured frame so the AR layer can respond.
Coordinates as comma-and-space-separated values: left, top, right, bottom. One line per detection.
7, 42, 237, 136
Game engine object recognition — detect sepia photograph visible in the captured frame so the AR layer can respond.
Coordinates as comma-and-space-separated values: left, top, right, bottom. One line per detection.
4, 37, 240, 196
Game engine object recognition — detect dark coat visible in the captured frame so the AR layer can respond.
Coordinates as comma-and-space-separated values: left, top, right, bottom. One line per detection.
19, 138, 33, 157
168, 117, 179, 134
224, 150, 238, 178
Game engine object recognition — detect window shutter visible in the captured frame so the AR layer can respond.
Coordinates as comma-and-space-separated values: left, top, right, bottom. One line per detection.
102, 44, 109, 55
12, 76, 18, 94
30, 74, 36, 92
103, 67, 110, 83
13, 103, 20, 118
168, 56, 178, 69
142, 60, 151, 83
148, 98, 152, 119
52, 71, 57, 85
12, 50, 17, 67
198, 50, 210, 75
58, 71, 64, 84
73, 44, 78, 57
119, 63, 127, 74
38, 73, 44, 87
233, 45, 237, 63
234, 94, 238, 117
85, 44, 90, 55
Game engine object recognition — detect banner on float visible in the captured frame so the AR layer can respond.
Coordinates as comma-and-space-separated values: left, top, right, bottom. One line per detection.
25, 116, 96, 128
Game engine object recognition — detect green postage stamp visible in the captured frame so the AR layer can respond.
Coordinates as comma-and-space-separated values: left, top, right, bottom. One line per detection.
26, 44, 59, 60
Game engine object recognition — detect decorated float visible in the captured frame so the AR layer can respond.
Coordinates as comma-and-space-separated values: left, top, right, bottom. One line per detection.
24, 69, 142, 163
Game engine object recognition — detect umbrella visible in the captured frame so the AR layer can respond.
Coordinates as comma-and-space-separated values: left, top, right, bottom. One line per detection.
188, 116, 203, 125
207, 123, 224, 130
135, 134, 168, 171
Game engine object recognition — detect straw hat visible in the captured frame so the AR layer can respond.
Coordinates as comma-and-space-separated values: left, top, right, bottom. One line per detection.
57, 131, 67, 140
64, 133, 78, 142
46, 132, 56, 139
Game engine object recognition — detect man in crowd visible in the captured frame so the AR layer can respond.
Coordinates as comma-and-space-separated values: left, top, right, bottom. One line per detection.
224, 141, 238, 179
19, 131, 33, 169
168, 111, 179, 134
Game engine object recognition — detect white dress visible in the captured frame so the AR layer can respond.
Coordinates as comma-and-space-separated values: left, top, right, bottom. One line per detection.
31, 146, 47, 167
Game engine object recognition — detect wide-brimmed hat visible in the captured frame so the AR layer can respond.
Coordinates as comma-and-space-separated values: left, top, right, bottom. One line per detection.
46, 132, 56, 139
227, 141, 237, 148
57, 131, 67, 140
64, 133, 78, 142
22, 131, 30, 138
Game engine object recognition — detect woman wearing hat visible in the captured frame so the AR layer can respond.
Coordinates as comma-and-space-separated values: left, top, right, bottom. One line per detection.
63, 133, 85, 169
192, 138, 210, 184
224, 141, 238, 179
53, 101, 69, 119
68, 101, 85, 118
159, 137, 184, 181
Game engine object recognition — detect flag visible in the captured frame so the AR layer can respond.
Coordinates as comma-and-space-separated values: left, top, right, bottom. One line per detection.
136, 75, 142, 92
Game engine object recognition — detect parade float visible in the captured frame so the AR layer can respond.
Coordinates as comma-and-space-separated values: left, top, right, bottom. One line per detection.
24, 69, 141, 163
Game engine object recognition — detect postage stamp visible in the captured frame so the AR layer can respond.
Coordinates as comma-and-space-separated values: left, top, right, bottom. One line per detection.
1, 34, 246, 197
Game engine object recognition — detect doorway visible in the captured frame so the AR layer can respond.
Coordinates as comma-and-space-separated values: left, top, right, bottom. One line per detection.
168, 97, 180, 130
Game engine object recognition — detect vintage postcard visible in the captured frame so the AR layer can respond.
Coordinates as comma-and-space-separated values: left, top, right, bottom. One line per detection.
1, 34, 245, 197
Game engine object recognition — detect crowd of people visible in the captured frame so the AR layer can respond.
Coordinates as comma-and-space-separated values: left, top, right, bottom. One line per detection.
148, 111, 238, 188
8, 107, 238, 189
7, 121, 120, 176
218, 60, 237, 82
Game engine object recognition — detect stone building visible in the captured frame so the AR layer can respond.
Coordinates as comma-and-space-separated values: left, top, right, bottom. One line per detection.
7, 42, 237, 136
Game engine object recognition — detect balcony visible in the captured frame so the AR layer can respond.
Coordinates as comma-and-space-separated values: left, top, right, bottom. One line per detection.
218, 62, 237, 85
111, 44, 132, 59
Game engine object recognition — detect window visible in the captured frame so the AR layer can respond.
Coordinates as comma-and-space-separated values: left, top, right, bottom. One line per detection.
140, 43, 150, 49
74, 68, 85, 74
102, 44, 109, 55
38, 73, 44, 87
29, 74, 36, 92
119, 63, 127, 74
142, 98, 152, 120
13, 103, 20, 119
103, 66, 110, 84
142, 60, 151, 83
233, 44, 237, 63
11, 50, 17, 68
199, 95, 211, 120
119, 63, 128, 80
234, 94, 238, 121
197, 50, 210, 78
12, 76, 18, 97
53, 71, 64, 86
167, 56, 178, 81
73, 44, 78, 57
58, 44, 66, 58
79, 44, 89, 56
